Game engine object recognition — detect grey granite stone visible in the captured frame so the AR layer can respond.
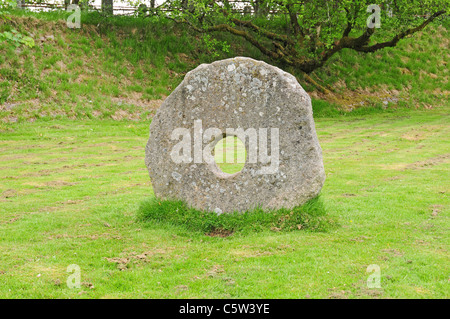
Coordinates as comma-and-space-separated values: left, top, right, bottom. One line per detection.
145, 57, 325, 213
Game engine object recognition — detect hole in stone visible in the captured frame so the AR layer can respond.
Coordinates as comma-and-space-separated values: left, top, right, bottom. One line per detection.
213, 135, 246, 176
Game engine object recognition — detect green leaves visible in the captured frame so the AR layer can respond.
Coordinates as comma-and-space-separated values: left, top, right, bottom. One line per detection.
202, 34, 230, 58
167, 0, 448, 73
0, 28, 35, 48
1, 1, 34, 48
20, 34, 35, 48
0, 0, 17, 17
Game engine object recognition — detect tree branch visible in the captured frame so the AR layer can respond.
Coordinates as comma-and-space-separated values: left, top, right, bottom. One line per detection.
286, 2, 301, 37
165, 6, 447, 75
354, 10, 446, 52
230, 18, 295, 46
307, 10, 446, 73
342, 7, 353, 37
166, 17, 282, 61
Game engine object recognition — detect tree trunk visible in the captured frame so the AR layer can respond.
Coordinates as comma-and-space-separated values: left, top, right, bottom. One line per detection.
102, 0, 113, 15
253, 0, 269, 17
16, 0, 24, 9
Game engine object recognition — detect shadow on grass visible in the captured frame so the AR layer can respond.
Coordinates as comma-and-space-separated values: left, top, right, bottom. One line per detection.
136, 196, 338, 237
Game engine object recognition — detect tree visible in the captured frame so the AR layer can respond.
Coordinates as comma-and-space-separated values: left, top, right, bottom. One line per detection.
163, 0, 449, 74
64, 0, 83, 10
102, 0, 113, 15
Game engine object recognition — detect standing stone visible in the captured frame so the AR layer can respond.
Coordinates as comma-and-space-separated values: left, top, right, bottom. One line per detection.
145, 57, 325, 213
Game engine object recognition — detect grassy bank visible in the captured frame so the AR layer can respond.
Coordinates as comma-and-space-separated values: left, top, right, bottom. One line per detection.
0, 10, 449, 123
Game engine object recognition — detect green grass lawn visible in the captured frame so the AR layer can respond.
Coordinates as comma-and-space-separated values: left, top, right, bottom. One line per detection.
213, 135, 247, 175
0, 106, 448, 298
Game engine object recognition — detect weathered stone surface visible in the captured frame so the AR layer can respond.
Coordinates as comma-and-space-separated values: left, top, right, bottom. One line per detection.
145, 57, 325, 213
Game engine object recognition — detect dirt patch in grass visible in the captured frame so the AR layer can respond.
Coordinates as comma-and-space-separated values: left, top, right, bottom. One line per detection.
58, 199, 84, 205
205, 227, 234, 238
384, 176, 402, 181
45, 180, 78, 188
47, 233, 122, 240
381, 249, 404, 257
206, 264, 225, 278
405, 154, 449, 170
341, 193, 357, 197
105, 248, 172, 270
430, 204, 442, 217
1, 189, 17, 198
352, 281, 384, 298
328, 287, 351, 299
105, 257, 130, 271
381, 154, 450, 171
401, 131, 429, 141
349, 236, 371, 242
2, 216, 21, 224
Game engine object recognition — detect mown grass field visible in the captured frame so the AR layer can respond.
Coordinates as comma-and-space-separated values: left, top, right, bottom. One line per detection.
1, 107, 448, 298
213, 136, 247, 175
0, 9, 448, 299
